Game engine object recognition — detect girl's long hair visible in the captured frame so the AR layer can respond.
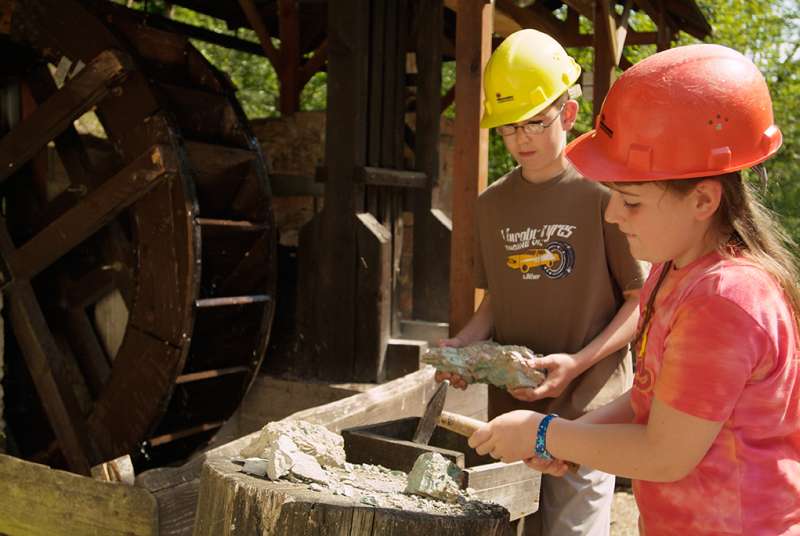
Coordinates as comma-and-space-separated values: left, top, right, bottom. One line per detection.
631, 169, 800, 355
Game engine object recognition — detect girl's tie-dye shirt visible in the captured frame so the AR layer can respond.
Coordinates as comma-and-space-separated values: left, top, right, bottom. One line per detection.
631, 252, 800, 535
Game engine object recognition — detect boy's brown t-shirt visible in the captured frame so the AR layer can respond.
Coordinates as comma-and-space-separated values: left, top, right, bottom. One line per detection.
475, 164, 644, 419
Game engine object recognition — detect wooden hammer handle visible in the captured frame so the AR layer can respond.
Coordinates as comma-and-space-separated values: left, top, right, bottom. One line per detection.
437, 410, 483, 437
438, 410, 580, 473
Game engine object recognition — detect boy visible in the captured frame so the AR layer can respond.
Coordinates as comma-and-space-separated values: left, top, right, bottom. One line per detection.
435, 29, 643, 535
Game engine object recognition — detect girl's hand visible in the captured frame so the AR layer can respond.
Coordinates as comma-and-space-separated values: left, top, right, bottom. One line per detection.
509, 353, 578, 401
468, 410, 542, 463
524, 456, 570, 477
434, 337, 469, 390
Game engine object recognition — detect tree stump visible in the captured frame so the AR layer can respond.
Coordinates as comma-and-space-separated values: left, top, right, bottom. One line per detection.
193, 458, 514, 536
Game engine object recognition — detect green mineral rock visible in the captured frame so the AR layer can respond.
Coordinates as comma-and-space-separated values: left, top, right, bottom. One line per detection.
422, 341, 546, 389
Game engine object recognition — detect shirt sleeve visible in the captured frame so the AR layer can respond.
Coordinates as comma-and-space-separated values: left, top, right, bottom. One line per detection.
601, 194, 646, 293
473, 208, 488, 289
654, 295, 771, 422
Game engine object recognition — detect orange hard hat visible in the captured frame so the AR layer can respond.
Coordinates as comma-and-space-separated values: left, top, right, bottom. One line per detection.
567, 44, 782, 182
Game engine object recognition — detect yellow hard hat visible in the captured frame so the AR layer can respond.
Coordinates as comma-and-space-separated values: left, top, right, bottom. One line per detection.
480, 29, 581, 129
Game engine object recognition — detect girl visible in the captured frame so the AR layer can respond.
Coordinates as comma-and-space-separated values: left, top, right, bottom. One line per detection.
468, 44, 800, 535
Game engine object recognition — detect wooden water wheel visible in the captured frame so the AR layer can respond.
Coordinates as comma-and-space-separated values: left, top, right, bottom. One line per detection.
0, 0, 276, 474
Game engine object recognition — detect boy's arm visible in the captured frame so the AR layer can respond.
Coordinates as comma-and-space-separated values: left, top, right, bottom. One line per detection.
442, 292, 494, 347
511, 289, 640, 401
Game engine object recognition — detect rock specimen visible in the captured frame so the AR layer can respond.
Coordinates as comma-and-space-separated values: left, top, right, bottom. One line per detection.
422, 341, 546, 389
240, 420, 346, 482
405, 452, 463, 503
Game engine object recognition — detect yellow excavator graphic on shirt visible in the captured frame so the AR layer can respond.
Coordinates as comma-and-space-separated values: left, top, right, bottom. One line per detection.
506, 241, 575, 279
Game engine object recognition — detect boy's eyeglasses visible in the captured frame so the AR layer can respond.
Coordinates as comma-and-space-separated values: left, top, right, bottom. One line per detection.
496, 103, 566, 136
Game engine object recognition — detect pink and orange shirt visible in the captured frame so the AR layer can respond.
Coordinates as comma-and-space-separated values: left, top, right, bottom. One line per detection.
631, 252, 800, 535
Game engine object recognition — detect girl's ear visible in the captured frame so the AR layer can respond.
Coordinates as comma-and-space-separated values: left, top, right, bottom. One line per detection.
562, 100, 579, 130
693, 179, 723, 221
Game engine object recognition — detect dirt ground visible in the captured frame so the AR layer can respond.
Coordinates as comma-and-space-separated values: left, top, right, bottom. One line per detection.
611, 487, 639, 535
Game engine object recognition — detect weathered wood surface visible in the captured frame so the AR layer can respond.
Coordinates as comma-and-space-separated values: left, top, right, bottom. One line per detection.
193, 457, 513, 536
137, 367, 440, 536
0, 453, 157, 536
450, 0, 492, 334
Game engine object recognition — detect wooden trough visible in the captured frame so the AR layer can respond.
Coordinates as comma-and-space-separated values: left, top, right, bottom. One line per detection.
342, 417, 540, 521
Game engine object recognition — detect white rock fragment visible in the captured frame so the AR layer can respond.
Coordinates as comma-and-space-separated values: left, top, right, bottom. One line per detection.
290, 450, 329, 484
404, 452, 463, 503
240, 420, 345, 468
242, 458, 269, 477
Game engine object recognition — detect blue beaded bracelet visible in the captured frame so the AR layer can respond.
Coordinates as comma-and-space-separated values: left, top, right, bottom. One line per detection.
534, 413, 559, 460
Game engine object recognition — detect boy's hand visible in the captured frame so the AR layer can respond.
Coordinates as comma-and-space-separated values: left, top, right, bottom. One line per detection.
468, 410, 541, 463
509, 353, 578, 401
524, 456, 570, 477
434, 337, 469, 390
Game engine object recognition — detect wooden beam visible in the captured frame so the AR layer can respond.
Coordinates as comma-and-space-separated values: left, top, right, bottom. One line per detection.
277, 0, 301, 114
0, 49, 132, 183
615, 0, 633, 65
0, 454, 157, 535
144, 10, 264, 56
299, 39, 328, 87
592, 0, 617, 120
6, 145, 177, 281
495, 0, 564, 40
357, 166, 428, 189
237, 0, 279, 67
451, 0, 491, 335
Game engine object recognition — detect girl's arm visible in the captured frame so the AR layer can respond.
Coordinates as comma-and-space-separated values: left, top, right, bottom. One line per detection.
471, 398, 722, 482
575, 389, 635, 425
549, 398, 722, 481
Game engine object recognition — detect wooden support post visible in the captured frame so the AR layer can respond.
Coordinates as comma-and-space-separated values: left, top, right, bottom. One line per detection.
278, 0, 301, 114
354, 213, 392, 381
592, 0, 617, 121
412, 0, 449, 323
0, 49, 132, 183
312, 0, 369, 380
450, 0, 491, 335
656, 0, 672, 51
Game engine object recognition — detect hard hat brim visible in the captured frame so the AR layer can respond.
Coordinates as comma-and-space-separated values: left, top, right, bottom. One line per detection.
567, 129, 783, 183
480, 101, 553, 130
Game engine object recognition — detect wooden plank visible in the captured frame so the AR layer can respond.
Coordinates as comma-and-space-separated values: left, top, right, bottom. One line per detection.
341, 429, 465, 473
91, 454, 135, 485
6, 144, 177, 280
464, 460, 539, 489
312, 0, 370, 380
63, 266, 117, 310
367, 0, 386, 168
0, 454, 157, 536
451, 0, 491, 334
357, 166, 427, 188
470, 476, 540, 521
353, 212, 391, 382
0, 49, 132, 183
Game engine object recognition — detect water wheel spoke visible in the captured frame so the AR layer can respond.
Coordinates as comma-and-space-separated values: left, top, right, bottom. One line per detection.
195, 294, 272, 308
62, 309, 111, 398
0, 218, 94, 474
0, 49, 133, 183
7, 144, 177, 280
175, 366, 249, 385
24, 63, 96, 188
